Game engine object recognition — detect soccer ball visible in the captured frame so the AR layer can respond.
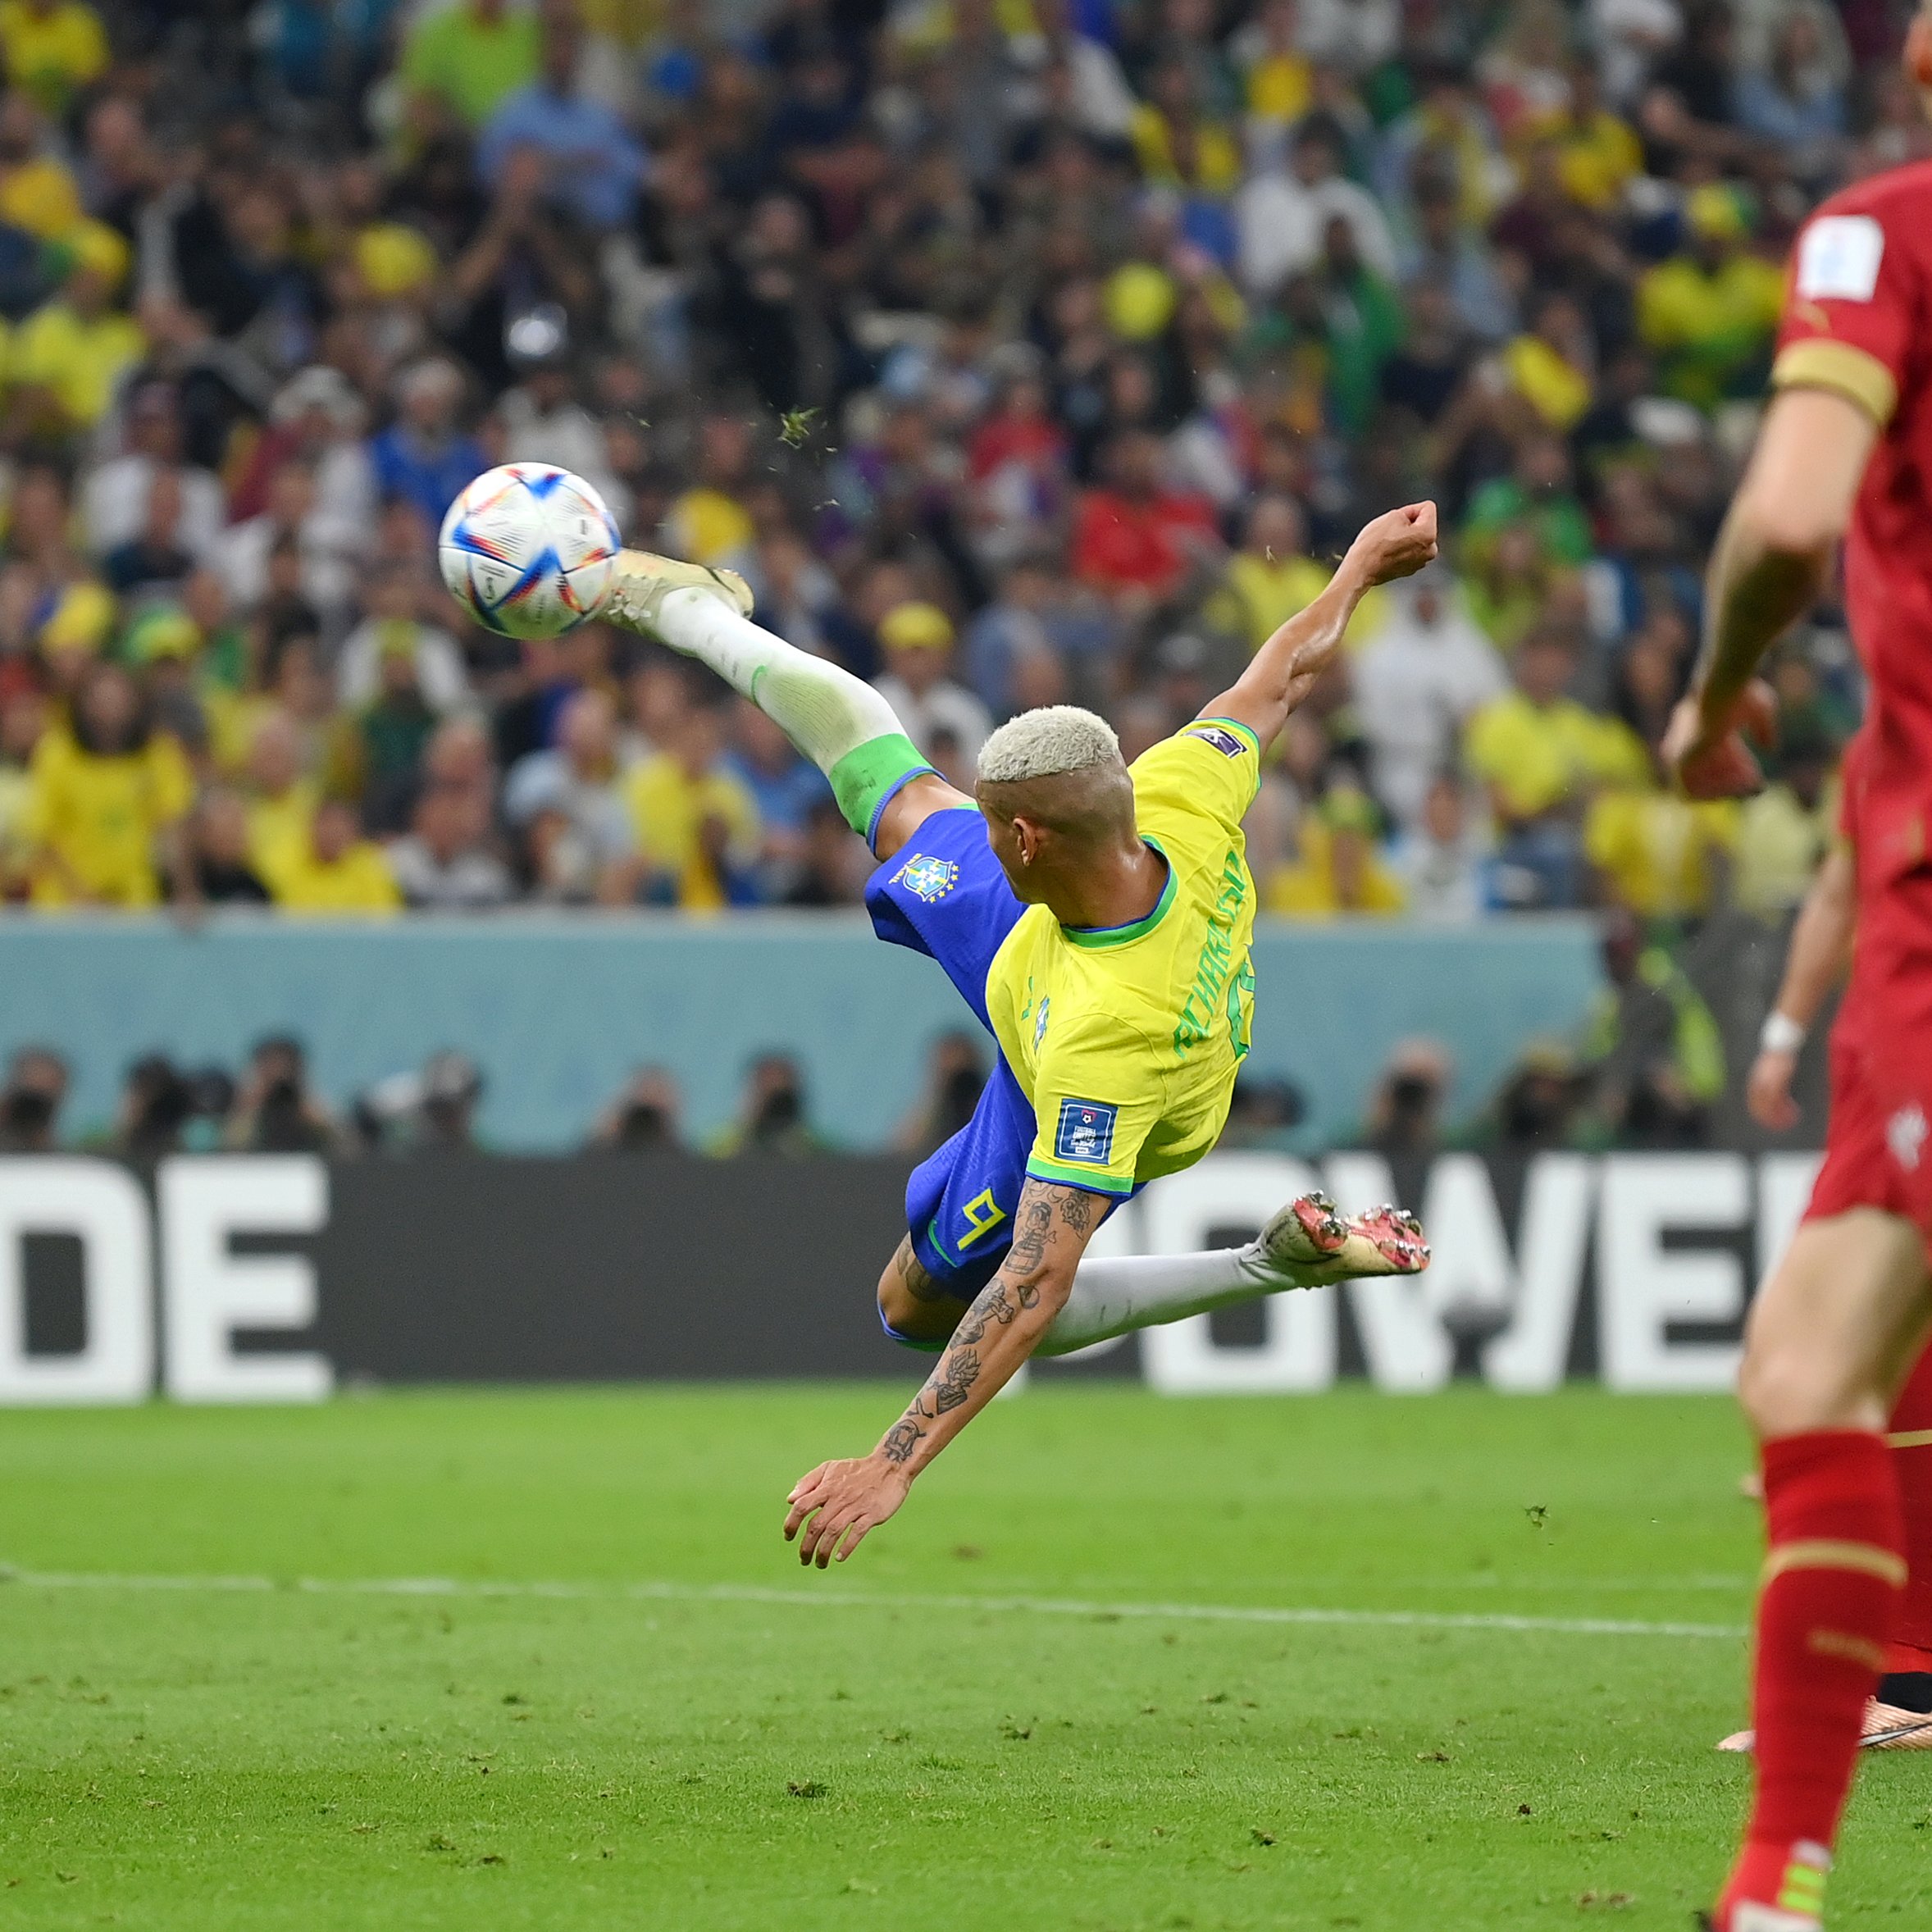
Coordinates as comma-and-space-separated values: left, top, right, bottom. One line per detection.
438, 463, 620, 640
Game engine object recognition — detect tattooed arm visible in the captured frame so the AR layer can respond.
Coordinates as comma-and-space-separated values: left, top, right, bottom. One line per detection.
782, 1180, 1105, 1567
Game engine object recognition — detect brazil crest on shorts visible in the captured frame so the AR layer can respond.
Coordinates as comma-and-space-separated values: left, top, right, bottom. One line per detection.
895, 853, 959, 902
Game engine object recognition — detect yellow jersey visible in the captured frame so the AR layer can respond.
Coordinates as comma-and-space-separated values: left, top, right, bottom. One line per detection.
982, 719, 1260, 1196
263, 841, 401, 916
1583, 786, 1739, 920
624, 754, 761, 910
25, 726, 192, 906
11, 300, 144, 430
246, 777, 321, 880
0, 2, 107, 116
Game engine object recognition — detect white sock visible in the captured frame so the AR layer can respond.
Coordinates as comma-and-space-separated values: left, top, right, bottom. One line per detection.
652, 586, 904, 777
1036, 1242, 1277, 1357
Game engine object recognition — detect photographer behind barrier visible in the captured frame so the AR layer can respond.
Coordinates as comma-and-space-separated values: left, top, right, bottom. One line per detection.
225, 1037, 338, 1155
351, 1050, 485, 1156
0, 1046, 67, 1153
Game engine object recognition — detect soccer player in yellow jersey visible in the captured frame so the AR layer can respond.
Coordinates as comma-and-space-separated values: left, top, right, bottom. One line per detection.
606, 501, 1440, 1563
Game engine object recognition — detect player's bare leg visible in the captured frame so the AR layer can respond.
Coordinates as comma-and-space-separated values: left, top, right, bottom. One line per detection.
604, 553, 969, 857
877, 1192, 1429, 1351
1708, 1210, 1932, 1930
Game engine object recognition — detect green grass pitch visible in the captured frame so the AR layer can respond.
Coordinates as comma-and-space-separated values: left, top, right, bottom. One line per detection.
0, 1385, 1928, 1930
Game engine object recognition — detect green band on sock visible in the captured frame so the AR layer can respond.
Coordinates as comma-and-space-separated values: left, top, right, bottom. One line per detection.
828, 733, 936, 841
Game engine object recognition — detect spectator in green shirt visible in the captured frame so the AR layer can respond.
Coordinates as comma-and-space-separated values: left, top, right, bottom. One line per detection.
1460, 433, 1594, 567
1244, 217, 1404, 440
402, 0, 540, 130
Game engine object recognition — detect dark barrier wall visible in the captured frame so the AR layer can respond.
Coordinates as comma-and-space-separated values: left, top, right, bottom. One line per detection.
318, 1155, 916, 1381
0, 1149, 1820, 1401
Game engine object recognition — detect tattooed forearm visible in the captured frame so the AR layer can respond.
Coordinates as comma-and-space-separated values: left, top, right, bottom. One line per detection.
880, 1392, 932, 1465
1006, 1190, 1054, 1277
932, 1345, 981, 1413
870, 1180, 1107, 1476
954, 1281, 1018, 1346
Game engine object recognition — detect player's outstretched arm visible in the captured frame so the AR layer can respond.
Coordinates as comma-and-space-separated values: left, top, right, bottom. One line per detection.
1665, 388, 1875, 799
1747, 841, 1856, 1132
782, 1180, 1102, 1566
1204, 502, 1438, 758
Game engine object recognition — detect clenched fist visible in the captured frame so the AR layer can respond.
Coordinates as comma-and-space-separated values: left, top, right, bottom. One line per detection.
1345, 502, 1440, 590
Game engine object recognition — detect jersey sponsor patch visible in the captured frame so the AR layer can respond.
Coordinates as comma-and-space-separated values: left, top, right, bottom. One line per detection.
1185, 724, 1247, 759
893, 853, 959, 902
1054, 1098, 1119, 1165
1796, 215, 1884, 303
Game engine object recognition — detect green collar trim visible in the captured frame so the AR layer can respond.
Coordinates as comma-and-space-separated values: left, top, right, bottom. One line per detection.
1062, 837, 1175, 948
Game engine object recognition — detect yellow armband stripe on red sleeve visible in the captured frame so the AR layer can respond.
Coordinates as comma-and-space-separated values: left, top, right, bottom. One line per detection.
1771, 339, 1898, 427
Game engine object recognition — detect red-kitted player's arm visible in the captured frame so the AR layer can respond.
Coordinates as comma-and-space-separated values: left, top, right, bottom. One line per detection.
1665, 193, 1913, 796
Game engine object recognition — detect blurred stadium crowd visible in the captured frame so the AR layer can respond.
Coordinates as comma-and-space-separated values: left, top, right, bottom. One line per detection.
0, 0, 1888, 923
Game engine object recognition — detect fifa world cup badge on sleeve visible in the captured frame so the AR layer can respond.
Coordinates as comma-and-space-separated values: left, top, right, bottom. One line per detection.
1187, 724, 1246, 758
895, 854, 960, 903
1796, 215, 1884, 302
1055, 1099, 1119, 1165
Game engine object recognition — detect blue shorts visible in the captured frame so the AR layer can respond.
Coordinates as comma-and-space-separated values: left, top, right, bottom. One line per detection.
864, 805, 1126, 1310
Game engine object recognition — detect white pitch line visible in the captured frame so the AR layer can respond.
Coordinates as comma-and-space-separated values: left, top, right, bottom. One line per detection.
0, 1568, 1746, 1641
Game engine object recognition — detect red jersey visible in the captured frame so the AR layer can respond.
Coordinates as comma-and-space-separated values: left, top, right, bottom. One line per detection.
1776, 162, 1932, 888
1070, 488, 1219, 597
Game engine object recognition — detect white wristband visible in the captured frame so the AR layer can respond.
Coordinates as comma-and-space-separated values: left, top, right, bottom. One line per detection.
1760, 1011, 1807, 1055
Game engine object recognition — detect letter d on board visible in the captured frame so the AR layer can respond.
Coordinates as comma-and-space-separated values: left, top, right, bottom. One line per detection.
0, 1158, 154, 1403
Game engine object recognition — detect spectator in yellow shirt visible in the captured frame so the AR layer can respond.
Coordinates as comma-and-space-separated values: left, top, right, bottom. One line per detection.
25, 659, 194, 907
625, 693, 761, 909
1465, 631, 1649, 822
1129, 57, 1242, 196
1208, 494, 1385, 654
241, 710, 321, 880
262, 797, 401, 916
1731, 729, 1840, 919
661, 413, 756, 569
10, 220, 144, 437
1502, 290, 1596, 433
1269, 785, 1407, 919
1636, 185, 1785, 410
399, 0, 540, 131
0, 0, 107, 118
0, 88, 80, 239
1584, 781, 1739, 920
1464, 629, 1649, 908
1242, 0, 1314, 126
1544, 63, 1642, 212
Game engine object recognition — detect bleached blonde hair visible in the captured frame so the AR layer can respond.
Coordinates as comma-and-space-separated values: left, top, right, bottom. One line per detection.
977, 705, 1121, 785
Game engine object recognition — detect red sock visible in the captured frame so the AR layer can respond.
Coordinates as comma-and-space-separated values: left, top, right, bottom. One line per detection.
1887, 1346, 1932, 1674
1717, 1430, 1903, 1927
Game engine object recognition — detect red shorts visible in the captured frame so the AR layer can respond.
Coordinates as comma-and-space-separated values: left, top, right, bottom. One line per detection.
1808, 873, 1932, 1243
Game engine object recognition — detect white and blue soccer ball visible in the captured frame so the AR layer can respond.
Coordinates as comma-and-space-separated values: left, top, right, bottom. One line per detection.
438, 462, 619, 640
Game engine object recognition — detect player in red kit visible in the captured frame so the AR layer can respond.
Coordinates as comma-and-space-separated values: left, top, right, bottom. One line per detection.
1718, 731, 1932, 1753
1664, 15, 1932, 1925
